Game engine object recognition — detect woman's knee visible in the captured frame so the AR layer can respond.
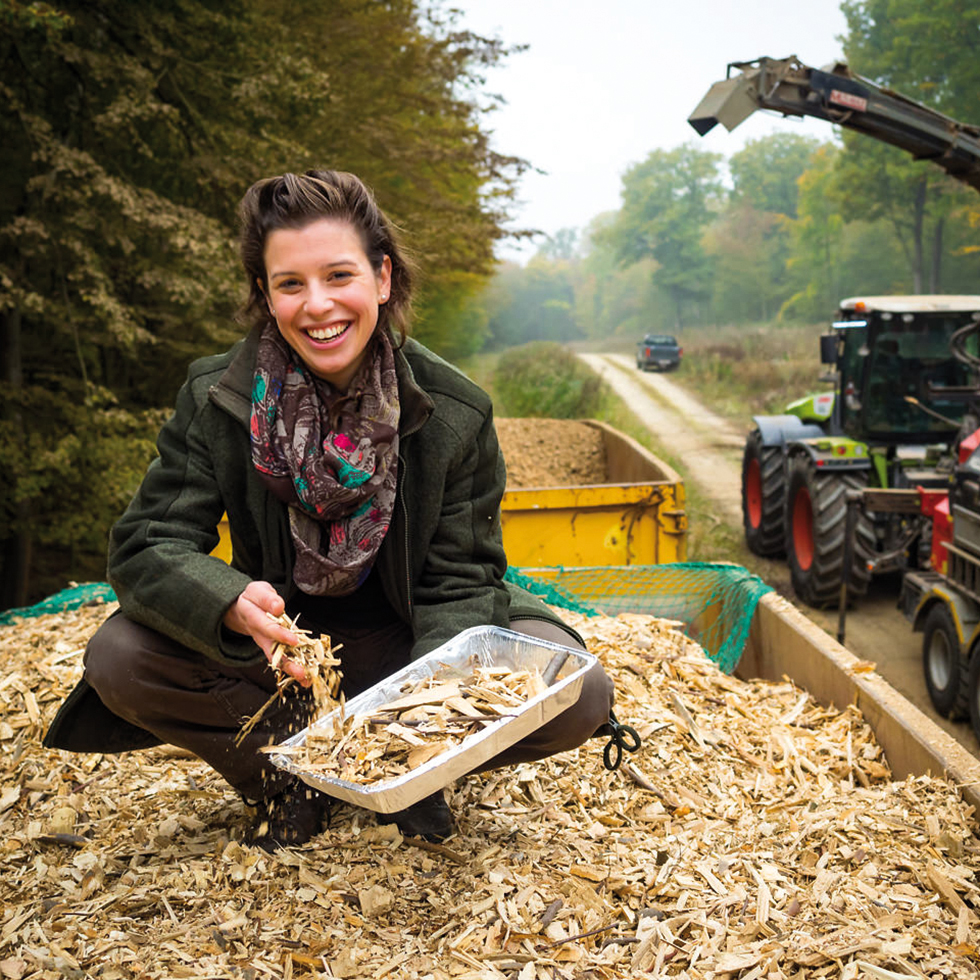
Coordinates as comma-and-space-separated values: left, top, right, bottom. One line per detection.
508, 616, 586, 650
83, 614, 187, 718
84, 614, 133, 710
577, 661, 615, 733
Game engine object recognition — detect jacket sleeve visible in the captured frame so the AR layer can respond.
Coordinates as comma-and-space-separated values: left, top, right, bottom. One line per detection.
408, 410, 511, 658
107, 376, 260, 665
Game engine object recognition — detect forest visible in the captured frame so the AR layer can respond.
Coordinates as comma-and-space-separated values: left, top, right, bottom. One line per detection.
2, 0, 979, 608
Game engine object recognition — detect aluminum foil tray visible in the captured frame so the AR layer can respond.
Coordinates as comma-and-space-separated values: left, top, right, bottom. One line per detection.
269, 625, 595, 813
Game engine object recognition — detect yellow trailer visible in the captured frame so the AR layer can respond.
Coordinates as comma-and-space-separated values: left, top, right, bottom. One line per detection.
212, 419, 688, 568
500, 420, 687, 567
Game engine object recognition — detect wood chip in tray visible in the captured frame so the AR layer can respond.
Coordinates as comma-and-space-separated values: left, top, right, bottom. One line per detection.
288, 663, 547, 784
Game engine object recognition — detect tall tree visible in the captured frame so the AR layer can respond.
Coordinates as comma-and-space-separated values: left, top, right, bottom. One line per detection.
0, 0, 526, 606
481, 258, 582, 350
705, 134, 822, 322
842, 0, 980, 123
781, 144, 847, 319
728, 133, 821, 220
601, 144, 722, 328
703, 205, 785, 322
831, 138, 968, 292
838, 0, 980, 291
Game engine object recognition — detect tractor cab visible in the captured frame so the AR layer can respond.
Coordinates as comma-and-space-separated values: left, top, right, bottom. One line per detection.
825, 296, 980, 447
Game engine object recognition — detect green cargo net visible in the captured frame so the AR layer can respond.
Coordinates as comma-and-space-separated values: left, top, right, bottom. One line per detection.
507, 563, 772, 675
4, 565, 771, 675
0, 583, 117, 627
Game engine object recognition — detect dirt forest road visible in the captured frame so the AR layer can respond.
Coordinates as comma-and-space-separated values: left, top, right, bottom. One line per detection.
581, 351, 975, 750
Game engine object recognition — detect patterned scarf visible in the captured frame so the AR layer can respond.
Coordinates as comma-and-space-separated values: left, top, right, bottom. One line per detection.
250, 323, 400, 596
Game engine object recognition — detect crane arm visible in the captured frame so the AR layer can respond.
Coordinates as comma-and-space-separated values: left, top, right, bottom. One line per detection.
688, 56, 980, 192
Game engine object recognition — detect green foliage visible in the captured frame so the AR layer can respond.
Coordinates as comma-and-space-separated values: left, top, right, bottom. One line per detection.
0, 382, 164, 591
729, 133, 821, 219
600, 144, 723, 326
492, 342, 608, 419
705, 134, 822, 322
481, 258, 583, 349
831, 134, 971, 292
837, 0, 980, 291
574, 215, 667, 338
842, 0, 980, 122
781, 145, 846, 320
0, 0, 530, 604
703, 204, 788, 322
0, 0, 71, 31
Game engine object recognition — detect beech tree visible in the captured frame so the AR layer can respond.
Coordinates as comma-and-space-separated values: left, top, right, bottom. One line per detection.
601, 144, 723, 328
0, 0, 526, 606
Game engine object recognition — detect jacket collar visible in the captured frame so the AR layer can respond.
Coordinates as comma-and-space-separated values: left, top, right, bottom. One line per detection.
209, 326, 434, 435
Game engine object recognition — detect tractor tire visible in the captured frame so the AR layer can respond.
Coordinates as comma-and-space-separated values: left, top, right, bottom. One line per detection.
784, 455, 873, 608
741, 429, 785, 557
923, 603, 970, 720
967, 642, 980, 746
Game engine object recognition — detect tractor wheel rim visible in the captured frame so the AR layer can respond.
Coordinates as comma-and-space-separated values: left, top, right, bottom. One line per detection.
792, 487, 814, 570
746, 458, 762, 528
927, 631, 952, 688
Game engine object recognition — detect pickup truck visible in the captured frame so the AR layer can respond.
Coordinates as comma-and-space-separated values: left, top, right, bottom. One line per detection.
636, 334, 682, 372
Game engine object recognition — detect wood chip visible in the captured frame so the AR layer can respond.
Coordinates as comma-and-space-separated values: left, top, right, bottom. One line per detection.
1, 597, 978, 978
290, 664, 544, 784
237, 614, 343, 745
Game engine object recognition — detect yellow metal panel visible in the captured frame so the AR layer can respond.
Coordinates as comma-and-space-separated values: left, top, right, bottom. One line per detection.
213, 518, 232, 563
501, 481, 687, 567
212, 420, 689, 568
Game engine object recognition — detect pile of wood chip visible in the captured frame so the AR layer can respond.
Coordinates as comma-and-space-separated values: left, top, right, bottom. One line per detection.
285, 664, 549, 785
496, 419, 608, 489
2, 597, 979, 979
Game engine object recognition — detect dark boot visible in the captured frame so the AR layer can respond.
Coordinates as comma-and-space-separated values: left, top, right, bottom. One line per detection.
250, 780, 330, 851
390, 790, 455, 842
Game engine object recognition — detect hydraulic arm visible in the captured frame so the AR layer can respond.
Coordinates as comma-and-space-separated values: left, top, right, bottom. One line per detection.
688, 56, 980, 193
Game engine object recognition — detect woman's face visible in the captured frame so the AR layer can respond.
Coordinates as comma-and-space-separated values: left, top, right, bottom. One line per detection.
262, 218, 392, 390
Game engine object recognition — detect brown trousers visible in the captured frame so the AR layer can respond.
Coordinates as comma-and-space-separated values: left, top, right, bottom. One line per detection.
83, 612, 614, 802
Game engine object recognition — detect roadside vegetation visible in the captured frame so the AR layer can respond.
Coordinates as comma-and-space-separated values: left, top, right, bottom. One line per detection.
490, 342, 608, 419
666, 321, 826, 423
462, 343, 765, 568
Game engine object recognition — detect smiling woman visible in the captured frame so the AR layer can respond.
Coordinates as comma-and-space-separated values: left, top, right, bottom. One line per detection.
262, 220, 392, 390
43, 169, 615, 854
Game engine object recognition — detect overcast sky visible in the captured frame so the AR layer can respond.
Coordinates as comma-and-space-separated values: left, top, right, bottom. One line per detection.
450, 0, 850, 260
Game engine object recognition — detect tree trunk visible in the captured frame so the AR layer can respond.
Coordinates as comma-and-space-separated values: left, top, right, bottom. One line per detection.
671, 286, 684, 330
930, 216, 944, 293
0, 305, 32, 610
911, 180, 926, 294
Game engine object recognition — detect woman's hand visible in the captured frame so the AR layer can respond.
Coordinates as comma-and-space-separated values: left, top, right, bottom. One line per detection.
223, 581, 311, 686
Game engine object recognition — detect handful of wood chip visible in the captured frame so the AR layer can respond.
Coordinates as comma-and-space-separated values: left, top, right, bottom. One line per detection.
275, 662, 548, 784
267, 615, 344, 711
236, 614, 344, 745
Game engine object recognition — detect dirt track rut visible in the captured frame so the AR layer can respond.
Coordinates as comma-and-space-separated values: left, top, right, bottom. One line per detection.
581, 352, 975, 751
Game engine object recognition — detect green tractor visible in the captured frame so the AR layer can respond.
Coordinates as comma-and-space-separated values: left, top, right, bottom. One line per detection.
742, 296, 980, 607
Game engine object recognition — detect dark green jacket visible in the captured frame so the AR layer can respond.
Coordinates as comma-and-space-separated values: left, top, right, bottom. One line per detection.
44, 332, 577, 752
106, 325, 571, 663
45, 328, 575, 752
